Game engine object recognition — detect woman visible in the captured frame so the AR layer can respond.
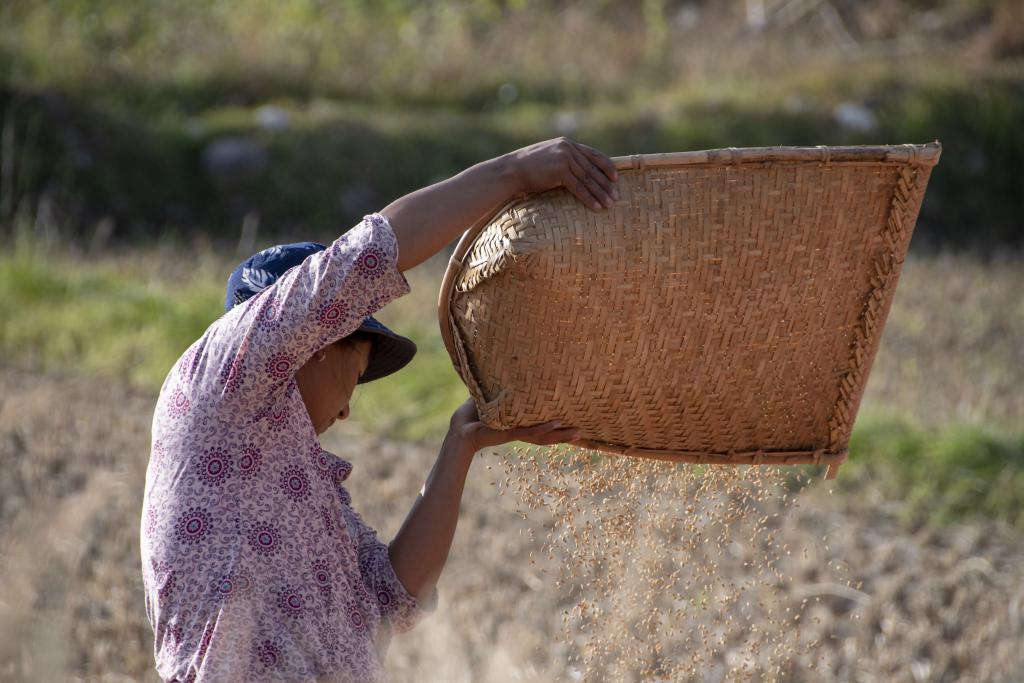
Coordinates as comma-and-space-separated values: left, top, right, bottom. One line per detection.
140, 137, 619, 682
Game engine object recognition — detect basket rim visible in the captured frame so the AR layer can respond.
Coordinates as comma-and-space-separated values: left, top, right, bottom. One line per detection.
436, 142, 940, 478
438, 142, 941, 362
610, 141, 940, 171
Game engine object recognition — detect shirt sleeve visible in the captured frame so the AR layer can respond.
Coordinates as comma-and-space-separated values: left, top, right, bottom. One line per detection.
342, 504, 437, 635
184, 213, 411, 419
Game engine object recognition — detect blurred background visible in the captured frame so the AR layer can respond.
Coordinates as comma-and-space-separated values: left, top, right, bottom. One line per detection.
0, 1, 1021, 681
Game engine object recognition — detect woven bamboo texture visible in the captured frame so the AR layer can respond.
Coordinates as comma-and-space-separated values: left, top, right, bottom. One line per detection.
438, 143, 941, 479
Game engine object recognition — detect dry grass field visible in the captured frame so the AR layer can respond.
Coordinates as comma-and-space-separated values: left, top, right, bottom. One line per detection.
0, 250, 1022, 682
2, 1, 1022, 679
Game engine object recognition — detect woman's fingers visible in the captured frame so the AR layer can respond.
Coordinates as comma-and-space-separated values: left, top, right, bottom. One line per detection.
570, 146, 618, 202
517, 420, 560, 439
575, 142, 619, 183
564, 157, 611, 210
516, 421, 581, 446
513, 137, 618, 210
472, 420, 582, 449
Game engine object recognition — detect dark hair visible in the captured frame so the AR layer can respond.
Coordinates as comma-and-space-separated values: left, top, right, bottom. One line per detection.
335, 331, 375, 350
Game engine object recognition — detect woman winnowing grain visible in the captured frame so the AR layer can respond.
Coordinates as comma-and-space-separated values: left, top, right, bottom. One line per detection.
140, 137, 619, 682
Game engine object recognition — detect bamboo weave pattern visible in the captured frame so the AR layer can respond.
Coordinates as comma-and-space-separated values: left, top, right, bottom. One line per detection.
438, 144, 940, 478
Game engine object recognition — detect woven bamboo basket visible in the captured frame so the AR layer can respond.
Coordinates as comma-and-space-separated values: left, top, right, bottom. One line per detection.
438, 143, 941, 479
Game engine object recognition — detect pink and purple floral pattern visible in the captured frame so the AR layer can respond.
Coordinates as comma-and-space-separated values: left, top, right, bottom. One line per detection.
265, 353, 295, 380
196, 447, 232, 488
317, 299, 349, 328
140, 215, 433, 683
279, 465, 312, 503
236, 445, 263, 480
166, 388, 190, 419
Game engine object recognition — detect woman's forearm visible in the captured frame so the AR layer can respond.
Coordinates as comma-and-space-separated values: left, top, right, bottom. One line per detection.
381, 138, 619, 273
382, 154, 520, 273
388, 430, 476, 603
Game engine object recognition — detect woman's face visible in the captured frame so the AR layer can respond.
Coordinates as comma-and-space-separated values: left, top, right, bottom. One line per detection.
295, 339, 372, 435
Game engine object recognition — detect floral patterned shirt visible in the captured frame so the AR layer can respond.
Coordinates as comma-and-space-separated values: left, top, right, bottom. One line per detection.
140, 214, 433, 682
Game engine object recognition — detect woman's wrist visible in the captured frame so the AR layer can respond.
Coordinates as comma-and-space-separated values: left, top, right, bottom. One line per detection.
442, 424, 480, 462
490, 151, 525, 196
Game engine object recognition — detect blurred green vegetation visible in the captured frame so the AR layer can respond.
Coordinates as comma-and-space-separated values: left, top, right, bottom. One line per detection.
0, 227, 225, 390
845, 414, 1024, 531
1, 0, 1022, 250
2, 72, 1022, 250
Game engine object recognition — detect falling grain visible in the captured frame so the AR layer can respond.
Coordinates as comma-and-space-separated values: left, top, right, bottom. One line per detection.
495, 445, 853, 682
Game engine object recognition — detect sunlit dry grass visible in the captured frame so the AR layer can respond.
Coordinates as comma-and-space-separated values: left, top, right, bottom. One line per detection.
862, 251, 1024, 429
2, 363, 1021, 682
0, 247, 1022, 681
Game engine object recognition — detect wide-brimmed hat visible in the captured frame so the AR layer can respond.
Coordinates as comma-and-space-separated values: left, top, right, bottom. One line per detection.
225, 241, 416, 384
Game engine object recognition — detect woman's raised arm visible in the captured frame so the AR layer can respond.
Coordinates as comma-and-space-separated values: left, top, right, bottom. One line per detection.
381, 137, 619, 273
